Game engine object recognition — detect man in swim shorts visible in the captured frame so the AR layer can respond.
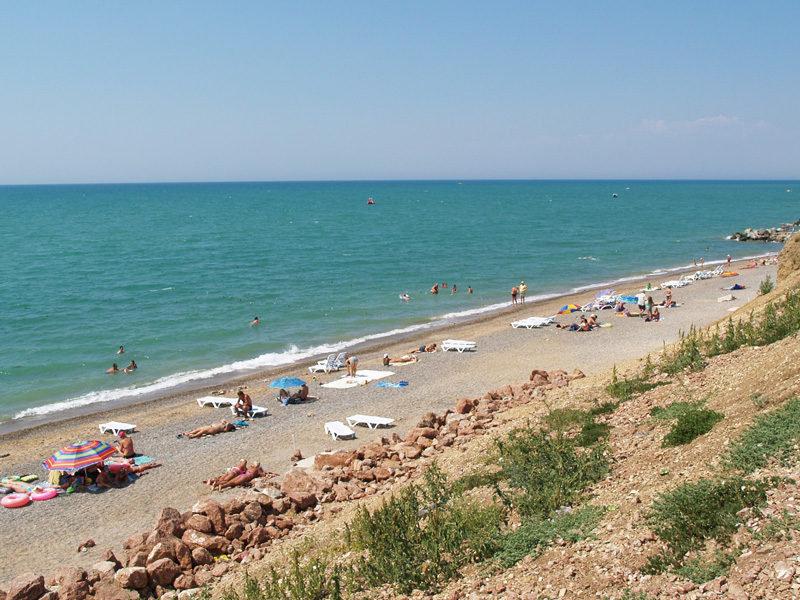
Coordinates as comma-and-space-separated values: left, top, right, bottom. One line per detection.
511, 286, 519, 306
234, 390, 253, 417
410, 343, 437, 353
116, 431, 135, 458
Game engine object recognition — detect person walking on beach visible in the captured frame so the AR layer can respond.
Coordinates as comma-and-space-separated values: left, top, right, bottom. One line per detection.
636, 292, 646, 317
519, 281, 528, 304
511, 285, 519, 306
727, 254, 731, 267
234, 390, 252, 417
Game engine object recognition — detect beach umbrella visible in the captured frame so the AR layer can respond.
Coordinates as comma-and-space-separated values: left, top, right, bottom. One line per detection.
43, 440, 117, 472
557, 304, 582, 314
268, 376, 306, 389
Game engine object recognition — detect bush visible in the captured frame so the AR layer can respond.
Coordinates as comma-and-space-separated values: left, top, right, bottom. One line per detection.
494, 424, 609, 519
544, 407, 613, 447
346, 465, 504, 595
605, 367, 667, 402
662, 409, 724, 447
645, 477, 768, 573
723, 397, 800, 474
660, 327, 705, 374
759, 274, 775, 296
492, 505, 605, 567
220, 554, 347, 600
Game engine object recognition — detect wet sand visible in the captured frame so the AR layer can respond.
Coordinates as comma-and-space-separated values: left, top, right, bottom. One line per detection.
0, 261, 777, 586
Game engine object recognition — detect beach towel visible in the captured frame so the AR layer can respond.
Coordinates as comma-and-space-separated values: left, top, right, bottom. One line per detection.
322, 370, 394, 389
232, 420, 249, 428
132, 456, 156, 466
375, 381, 409, 388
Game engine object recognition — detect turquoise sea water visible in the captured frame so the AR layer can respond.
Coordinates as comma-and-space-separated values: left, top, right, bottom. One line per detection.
0, 180, 795, 426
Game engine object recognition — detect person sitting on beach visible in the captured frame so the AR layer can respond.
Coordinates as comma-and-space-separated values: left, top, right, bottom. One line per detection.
116, 431, 135, 458
430, 284, 439, 294
106, 363, 120, 374
410, 343, 437, 354
112, 461, 162, 486
205, 459, 249, 488
615, 302, 625, 315
96, 466, 118, 489
124, 360, 138, 373
182, 420, 236, 439
234, 390, 253, 417
586, 314, 599, 329
577, 317, 592, 332
651, 307, 661, 321
216, 461, 274, 492
290, 384, 310, 402
277, 388, 291, 404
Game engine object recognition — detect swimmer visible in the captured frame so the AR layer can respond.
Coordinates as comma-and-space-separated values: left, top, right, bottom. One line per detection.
452, 285, 457, 293
468, 286, 473, 294
250, 317, 260, 327
430, 284, 439, 294
106, 363, 120, 374
124, 360, 138, 372
400, 293, 410, 301
117, 346, 124, 355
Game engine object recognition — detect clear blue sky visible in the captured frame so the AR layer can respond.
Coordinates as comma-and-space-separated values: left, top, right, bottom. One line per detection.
2, 2, 798, 184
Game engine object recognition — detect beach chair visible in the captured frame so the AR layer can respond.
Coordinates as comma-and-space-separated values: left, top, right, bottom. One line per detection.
441, 339, 477, 352
332, 352, 347, 370
324, 421, 356, 440
309, 354, 337, 374
511, 317, 553, 329
197, 396, 237, 409
229, 404, 268, 418
346, 414, 395, 429
711, 265, 724, 276
98, 421, 136, 435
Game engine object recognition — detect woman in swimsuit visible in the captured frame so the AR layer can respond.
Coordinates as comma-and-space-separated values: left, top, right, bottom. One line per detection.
182, 420, 235, 439
204, 459, 248, 488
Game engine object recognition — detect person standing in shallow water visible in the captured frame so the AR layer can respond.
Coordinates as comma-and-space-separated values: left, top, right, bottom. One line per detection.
511, 286, 519, 306
519, 281, 528, 304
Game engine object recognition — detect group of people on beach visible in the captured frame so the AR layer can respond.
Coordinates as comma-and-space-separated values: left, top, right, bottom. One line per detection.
203, 459, 278, 492
511, 281, 528, 305
430, 283, 472, 294
108, 345, 138, 373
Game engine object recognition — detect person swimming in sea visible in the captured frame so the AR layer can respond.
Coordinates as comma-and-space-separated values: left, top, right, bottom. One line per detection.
250, 317, 260, 327
107, 363, 120, 374
400, 293, 410, 301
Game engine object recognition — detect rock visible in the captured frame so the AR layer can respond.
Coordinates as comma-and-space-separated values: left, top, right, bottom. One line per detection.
191, 498, 226, 535
404, 445, 423, 459
242, 501, 263, 523
195, 570, 216, 587
455, 398, 474, 414
224, 522, 245, 541
89, 561, 116, 581
185, 514, 214, 534
59, 579, 90, 600
280, 469, 321, 495
76, 539, 95, 553
38, 593, 58, 600
211, 563, 229, 577
191, 547, 214, 566
91, 578, 140, 600
530, 369, 549, 381
47, 567, 86, 588
173, 574, 197, 590
114, 567, 148, 590
220, 497, 245, 514
127, 551, 148, 568
291, 449, 303, 461
122, 529, 150, 552
288, 491, 318, 510
7, 574, 45, 600
156, 507, 185, 538
146, 557, 182, 587
247, 527, 272, 546
568, 369, 586, 381
182, 529, 229, 553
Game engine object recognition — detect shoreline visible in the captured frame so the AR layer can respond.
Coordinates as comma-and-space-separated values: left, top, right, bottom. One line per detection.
0, 250, 779, 438
0, 258, 779, 585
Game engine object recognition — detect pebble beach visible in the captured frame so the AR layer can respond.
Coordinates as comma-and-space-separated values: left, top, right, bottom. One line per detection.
0, 260, 778, 586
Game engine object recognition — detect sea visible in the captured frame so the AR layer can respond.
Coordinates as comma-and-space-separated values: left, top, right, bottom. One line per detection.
0, 180, 795, 429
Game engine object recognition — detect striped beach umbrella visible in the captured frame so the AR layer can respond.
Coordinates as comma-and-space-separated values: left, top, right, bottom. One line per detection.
43, 440, 117, 472
557, 304, 582, 314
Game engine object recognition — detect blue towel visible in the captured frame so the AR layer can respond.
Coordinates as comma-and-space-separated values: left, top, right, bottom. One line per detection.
375, 381, 409, 388
233, 420, 249, 427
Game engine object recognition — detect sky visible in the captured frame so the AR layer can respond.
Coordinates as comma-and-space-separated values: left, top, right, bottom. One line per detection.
1, 2, 799, 184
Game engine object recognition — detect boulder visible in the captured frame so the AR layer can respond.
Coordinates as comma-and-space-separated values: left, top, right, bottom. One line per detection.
173, 574, 197, 590
144, 531, 193, 571
185, 514, 214, 534
455, 397, 474, 414
182, 530, 229, 553
89, 561, 116, 581
247, 527, 272, 546
239, 490, 275, 509
288, 491, 318, 510
127, 551, 148, 568
114, 567, 148, 590
122, 529, 150, 551
146, 557, 182, 587
211, 562, 229, 577
91, 578, 140, 600
242, 501, 263, 523
191, 547, 214, 566
47, 566, 86, 588
224, 522, 245, 541
156, 507, 185, 538
280, 469, 321, 495
195, 569, 216, 587
530, 369, 549, 381
403, 444, 423, 459
568, 369, 586, 381
220, 497, 245, 514
7, 574, 45, 600
191, 498, 226, 535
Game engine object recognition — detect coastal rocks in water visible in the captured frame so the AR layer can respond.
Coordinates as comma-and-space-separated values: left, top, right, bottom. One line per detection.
730, 227, 796, 243
6, 573, 45, 600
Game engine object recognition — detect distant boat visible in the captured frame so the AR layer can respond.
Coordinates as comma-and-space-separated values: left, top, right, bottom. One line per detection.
367, 198, 374, 205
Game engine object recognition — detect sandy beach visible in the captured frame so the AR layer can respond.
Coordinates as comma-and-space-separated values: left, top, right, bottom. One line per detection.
0, 260, 777, 586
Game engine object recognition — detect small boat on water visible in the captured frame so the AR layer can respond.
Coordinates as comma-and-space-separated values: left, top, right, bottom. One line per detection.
367, 198, 374, 205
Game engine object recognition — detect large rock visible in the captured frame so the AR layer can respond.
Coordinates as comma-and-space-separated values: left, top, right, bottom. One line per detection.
122, 529, 150, 551
156, 507, 186, 538
7, 574, 45, 600
280, 469, 321, 495
60, 579, 90, 600
145, 531, 193, 570
191, 498, 226, 535
220, 497, 245, 514
405, 427, 437, 443
182, 530, 229, 553
185, 514, 213, 534
91, 578, 140, 600
313, 451, 353, 470
288, 491, 317, 510
455, 398, 474, 414
114, 567, 148, 590
242, 501, 263, 523
47, 566, 86, 588
173, 574, 197, 591
89, 561, 116, 581
191, 547, 214, 566
146, 557, 182, 587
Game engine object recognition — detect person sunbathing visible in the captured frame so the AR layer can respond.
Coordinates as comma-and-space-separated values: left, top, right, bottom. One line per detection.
389, 355, 419, 365
290, 384, 310, 402
112, 461, 162, 485
586, 314, 599, 329
182, 420, 235, 439
216, 461, 277, 491
205, 459, 249, 488
410, 343, 437, 353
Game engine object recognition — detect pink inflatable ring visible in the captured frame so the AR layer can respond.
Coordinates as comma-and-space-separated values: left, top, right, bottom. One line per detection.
31, 488, 58, 501
1, 493, 31, 508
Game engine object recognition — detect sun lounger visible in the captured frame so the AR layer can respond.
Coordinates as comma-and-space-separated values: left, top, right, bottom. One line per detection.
346, 414, 395, 429
229, 404, 268, 418
197, 396, 237, 409
309, 354, 338, 374
332, 352, 347, 370
511, 317, 554, 329
441, 339, 477, 352
98, 421, 136, 435
324, 421, 356, 440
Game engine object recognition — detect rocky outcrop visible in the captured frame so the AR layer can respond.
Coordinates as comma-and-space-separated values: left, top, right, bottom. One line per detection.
730, 225, 797, 243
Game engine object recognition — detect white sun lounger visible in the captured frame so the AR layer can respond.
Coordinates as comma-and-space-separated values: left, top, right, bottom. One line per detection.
197, 396, 237, 409
229, 404, 268, 418
346, 414, 395, 429
309, 354, 340, 374
98, 421, 136, 435
325, 421, 356, 440
511, 316, 554, 329
441, 339, 477, 352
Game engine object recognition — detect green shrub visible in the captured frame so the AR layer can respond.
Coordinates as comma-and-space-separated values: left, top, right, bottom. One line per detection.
660, 326, 705, 374
723, 397, 800, 474
605, 367, 667, 402
578, 420, 612, 447
494, 424, 609, 519
346, 465, 504, 595
676, 552, 736, 583
650, 401, 698, 422
492, 505, 605, 567
220, 554, 347, 600
662, 409, 724, 447
759, 274, 775, 296
645, 477, 768, 573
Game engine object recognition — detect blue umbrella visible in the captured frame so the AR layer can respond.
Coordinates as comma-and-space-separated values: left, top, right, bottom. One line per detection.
269, 376, 306, 389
